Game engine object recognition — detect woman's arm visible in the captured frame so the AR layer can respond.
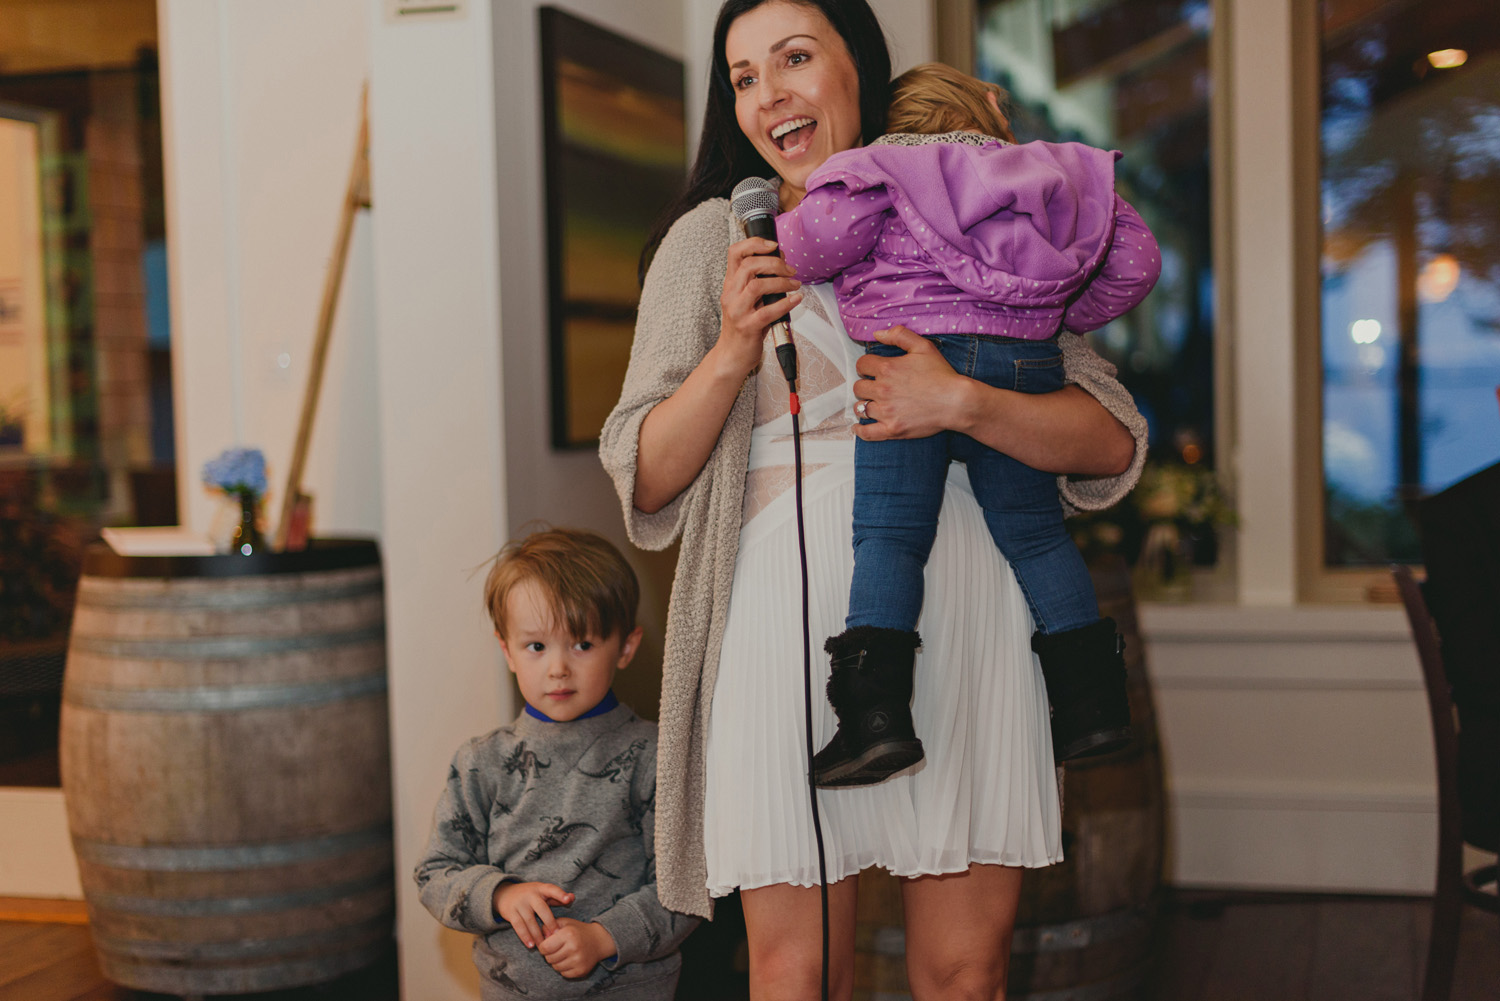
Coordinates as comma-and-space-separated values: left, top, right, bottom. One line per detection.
852, 326, 1135, 476
632, 235, 801, 513
600, 202, 800, 537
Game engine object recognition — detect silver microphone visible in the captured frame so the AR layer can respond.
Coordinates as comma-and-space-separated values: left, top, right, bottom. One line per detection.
730, 176, 797, 387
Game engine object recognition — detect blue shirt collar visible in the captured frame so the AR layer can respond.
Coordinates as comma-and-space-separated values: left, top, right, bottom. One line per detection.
524, 688, 618, 723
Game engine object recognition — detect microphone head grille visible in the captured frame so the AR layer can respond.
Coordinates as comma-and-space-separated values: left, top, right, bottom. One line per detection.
731, 177, 780, 222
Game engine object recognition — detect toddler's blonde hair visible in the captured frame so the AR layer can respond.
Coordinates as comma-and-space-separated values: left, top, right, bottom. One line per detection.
886, 62, 1016, 143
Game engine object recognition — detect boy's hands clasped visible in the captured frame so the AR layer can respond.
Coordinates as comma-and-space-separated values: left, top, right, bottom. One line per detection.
492, 881, 618, 978
537, 918, 618, 978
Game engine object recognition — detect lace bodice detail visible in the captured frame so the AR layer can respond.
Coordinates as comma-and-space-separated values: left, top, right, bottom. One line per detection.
741, 285, 860, 525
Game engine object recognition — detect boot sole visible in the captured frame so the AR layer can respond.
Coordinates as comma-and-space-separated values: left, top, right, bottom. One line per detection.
814, 739, 924, 788
1056, 726, 1132, 762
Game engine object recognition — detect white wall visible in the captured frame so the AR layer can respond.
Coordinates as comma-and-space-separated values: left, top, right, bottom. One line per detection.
161, 0, 381, 541
1227, 0, 1298, 606
367, 2, 511, 999
870, 0, 935, 74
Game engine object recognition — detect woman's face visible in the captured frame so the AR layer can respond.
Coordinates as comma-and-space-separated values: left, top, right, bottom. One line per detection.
725, 1, 863, 209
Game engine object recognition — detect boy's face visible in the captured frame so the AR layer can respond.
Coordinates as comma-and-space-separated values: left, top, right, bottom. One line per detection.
497, 578, 642, 722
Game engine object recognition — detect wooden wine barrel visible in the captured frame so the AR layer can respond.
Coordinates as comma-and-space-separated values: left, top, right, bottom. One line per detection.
853, 556, 1164, 1000
59, 539, 394, 996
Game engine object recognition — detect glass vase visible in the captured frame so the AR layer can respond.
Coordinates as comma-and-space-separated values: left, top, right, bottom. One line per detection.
231, 493, 264, 556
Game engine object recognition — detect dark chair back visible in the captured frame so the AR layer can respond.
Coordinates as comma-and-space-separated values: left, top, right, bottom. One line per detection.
1395, 566, 1462, 859
1417, 461, 1500, 851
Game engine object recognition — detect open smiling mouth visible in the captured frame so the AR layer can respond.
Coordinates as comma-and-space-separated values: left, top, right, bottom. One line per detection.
771, 117, 817, 154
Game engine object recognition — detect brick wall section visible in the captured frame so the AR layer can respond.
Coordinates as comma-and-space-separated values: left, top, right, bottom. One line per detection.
86, 73, 151, 514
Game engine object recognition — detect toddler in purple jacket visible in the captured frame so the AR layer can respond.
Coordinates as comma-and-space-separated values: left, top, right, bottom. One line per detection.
774, 64, 1160, 785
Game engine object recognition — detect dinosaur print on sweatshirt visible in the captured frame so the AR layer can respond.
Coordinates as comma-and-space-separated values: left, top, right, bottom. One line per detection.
577, 737, 646, 783
503, 741, 551, 784
524, 816, 598, 862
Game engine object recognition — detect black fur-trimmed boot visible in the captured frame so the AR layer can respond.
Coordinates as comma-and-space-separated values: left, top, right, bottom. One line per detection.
811, 626, 925, 788
1032, 618, 1133, 762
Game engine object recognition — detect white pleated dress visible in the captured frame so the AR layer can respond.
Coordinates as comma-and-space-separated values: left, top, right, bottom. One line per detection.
702, 284, 1063, 897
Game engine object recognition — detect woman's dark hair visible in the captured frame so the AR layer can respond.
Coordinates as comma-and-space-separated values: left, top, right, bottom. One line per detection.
639, 0, 892, 282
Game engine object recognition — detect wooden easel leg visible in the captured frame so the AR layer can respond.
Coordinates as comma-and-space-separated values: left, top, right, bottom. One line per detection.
273, 86, 371, 551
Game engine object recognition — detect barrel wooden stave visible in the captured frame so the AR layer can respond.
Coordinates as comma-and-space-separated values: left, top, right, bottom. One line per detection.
72, 837, 393, 898
64, 701, 390, 845
95, 924, 392, 996
71, 566, 384, 631
86, 884, 395, 944
60, 553, 394, 995
62, 641, 385, 700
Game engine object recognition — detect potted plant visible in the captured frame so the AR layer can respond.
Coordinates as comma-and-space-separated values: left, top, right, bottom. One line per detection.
1071, 461, 1237, 599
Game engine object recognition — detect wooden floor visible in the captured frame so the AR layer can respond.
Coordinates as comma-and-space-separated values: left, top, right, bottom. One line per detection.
2, 890, 1494, 1001
1150, 891, 1498, 1001
0, 924, 398, 1001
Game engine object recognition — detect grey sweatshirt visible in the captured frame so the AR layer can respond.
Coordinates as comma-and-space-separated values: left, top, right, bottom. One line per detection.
414, 702, 697, 1000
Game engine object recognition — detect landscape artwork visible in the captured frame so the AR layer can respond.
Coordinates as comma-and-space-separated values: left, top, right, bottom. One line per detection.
540, 7, 686, 447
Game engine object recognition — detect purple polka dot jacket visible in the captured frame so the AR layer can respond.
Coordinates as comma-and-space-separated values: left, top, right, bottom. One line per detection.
774, 134, 1161, 343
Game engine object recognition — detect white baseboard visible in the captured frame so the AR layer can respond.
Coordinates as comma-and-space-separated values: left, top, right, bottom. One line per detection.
1141, 603, 1440, 895
0, 788, 82, 898
1166, 780, 1437, 894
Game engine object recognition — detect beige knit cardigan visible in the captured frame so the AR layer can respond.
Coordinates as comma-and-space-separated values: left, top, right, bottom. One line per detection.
599, 197, 1149, 918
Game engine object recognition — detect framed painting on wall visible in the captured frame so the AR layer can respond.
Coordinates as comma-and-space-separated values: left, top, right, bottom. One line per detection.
539, 7, 686, 448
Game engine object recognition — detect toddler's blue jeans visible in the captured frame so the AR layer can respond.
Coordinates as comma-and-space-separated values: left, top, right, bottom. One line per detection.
847, 334, 1100, 636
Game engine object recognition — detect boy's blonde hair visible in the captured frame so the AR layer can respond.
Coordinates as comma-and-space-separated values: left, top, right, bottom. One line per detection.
484, 527, 639, 642
886, 63, 1016, 143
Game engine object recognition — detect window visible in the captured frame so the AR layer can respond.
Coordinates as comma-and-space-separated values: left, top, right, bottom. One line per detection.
976, 0, 1217, 471
0, 1, 169, 787
1319, 0, 1500, 567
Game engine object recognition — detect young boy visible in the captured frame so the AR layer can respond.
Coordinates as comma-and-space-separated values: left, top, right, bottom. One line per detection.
414, 528, 696, 1000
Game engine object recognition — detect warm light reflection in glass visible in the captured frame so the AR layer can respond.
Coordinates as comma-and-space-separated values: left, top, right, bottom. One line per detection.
1427, 49, 1468, 69
1417, 253, 1461, 303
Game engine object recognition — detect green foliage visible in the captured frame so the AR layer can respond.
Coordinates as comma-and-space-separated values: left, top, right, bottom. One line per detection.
0, 476, 83, 640
1071, 461, 1236, 567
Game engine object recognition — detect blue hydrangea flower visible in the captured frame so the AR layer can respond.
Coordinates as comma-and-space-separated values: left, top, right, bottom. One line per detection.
202, 447, 268, 498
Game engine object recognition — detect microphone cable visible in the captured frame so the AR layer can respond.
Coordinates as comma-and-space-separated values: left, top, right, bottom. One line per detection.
788, 381, 832, 1001
730, 177, 831, 1000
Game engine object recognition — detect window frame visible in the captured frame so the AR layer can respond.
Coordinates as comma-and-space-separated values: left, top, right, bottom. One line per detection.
954, 0, 1395, 604
1291, 0, 1441, 603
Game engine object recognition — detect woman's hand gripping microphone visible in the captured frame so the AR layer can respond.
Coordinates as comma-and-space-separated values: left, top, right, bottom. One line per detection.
730, 177, 801, 405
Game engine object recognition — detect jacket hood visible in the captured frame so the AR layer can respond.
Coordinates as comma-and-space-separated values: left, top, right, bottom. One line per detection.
806, 139, 1122, 307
